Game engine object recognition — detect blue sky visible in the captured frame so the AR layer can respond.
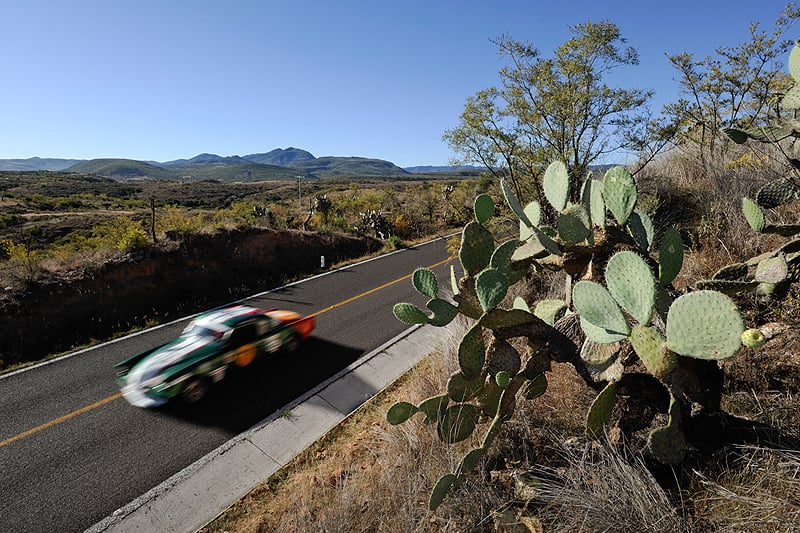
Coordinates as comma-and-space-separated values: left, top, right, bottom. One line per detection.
0, 1, 794, 167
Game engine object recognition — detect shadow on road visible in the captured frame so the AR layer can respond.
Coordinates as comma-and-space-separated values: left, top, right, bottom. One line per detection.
158, 337, 364, 433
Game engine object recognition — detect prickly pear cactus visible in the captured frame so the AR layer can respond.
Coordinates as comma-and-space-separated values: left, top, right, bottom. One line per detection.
390, 160, 753, 512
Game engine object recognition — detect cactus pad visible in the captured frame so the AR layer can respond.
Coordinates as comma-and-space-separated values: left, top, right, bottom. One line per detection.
459, 221, 495, 276
630, 324, 676, 380
543, 160, 570, 211
429, 473, 457, 511
658, 228, 684, 286
755, 254, 789, 283
533, 299, 568, 326
557, 204, 592, 246
789, 41, 800, 81
757, 179, 800, 209
457, 447, 486, 475
581, 176, 606, 228
666, 290, 744, 360
438, 403, 480, 443
447, 371, 486, 403
426, 298, 459, 327
393, 302, 429, 324
386, 401, 419, 425
647, 397, 686, 465
458, 322, 486, 378
485, 337, 522, 377
475, 268, 509, 312
523, 372, 548, 399
474, 193, 494, 224
695, 279, 760, 294
605, 251, 656, 325
781, 85, 800, 110
603, 166, 637, 226
412, 267, 439, 298
742, 197, 766, 232
418, 394, 450, 425
712, 262, 749, 281
519, 201, 542, 241
586, 381, 617, 440
502, 178, 534, 228
628, 210, 655, 252
573, 280, 631, 338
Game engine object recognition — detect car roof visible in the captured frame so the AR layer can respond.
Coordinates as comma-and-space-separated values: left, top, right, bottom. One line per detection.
190, 305, 265, 331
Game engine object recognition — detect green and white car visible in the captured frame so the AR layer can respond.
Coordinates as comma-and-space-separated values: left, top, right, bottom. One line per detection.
115, 304, 316, 407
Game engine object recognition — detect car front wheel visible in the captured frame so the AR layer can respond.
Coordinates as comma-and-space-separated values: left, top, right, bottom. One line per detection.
181, 377, 209, 404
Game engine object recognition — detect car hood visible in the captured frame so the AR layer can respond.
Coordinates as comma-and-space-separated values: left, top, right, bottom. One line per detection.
121, 335, 215, 407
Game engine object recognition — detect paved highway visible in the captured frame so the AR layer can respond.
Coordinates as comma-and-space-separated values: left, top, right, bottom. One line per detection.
0, 237, 455, 533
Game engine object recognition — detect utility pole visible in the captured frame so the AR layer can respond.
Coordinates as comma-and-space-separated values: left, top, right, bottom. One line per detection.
297, 175, 305, 206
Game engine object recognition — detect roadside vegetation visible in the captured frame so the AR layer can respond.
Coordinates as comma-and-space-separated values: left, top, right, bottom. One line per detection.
2, 5, 799, 532
203, 6, 799, 533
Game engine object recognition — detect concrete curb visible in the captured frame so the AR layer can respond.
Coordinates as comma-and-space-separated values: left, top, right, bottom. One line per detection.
87, 323, 448, 533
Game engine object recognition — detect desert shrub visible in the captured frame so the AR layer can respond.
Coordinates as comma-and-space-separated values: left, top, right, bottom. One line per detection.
156, 204, 204, 236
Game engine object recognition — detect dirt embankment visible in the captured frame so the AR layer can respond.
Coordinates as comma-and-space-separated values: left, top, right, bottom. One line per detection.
0, 228, 382, 368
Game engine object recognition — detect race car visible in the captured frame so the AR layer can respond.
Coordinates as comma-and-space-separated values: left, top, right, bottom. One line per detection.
115, 304, 315, 407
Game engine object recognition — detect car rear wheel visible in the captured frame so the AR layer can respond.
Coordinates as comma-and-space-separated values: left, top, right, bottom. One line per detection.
181, 377, 209, 404
284, 333, 300, 353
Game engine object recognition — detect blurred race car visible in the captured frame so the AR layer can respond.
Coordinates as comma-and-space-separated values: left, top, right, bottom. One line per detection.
115, 304, 315, 407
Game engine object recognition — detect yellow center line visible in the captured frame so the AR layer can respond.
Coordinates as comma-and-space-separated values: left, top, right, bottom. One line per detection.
308, 256, 454, 318
0, 255, 456, 448
0, 393, 123, 447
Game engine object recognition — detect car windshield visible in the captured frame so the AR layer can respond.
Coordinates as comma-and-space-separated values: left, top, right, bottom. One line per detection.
181, 322, 225, 340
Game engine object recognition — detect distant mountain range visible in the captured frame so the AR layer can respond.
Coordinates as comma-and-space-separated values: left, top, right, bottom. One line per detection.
0, 147, 484, 181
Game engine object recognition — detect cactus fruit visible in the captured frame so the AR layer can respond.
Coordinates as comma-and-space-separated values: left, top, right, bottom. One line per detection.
741, 328, 767, 348
543, 160, 570, 211
586, 381, 617, 440
630, 324, 677, 380
658, 228, 684, 287
666, 291, 744, 360
603, 166, 637, 226
474, 193, 494, 224
628, 210, 655, 252
459, 221, 495, 276
605, 251, 656, 325
573, 280, 631, 339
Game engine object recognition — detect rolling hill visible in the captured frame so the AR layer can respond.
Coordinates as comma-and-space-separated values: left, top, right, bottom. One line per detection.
0, 149, 468, 182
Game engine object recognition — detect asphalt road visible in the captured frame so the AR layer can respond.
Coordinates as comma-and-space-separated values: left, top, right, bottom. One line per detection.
0, 237, 455, 533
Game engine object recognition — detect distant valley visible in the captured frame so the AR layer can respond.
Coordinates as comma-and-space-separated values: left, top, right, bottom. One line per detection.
0, 147, 483, 182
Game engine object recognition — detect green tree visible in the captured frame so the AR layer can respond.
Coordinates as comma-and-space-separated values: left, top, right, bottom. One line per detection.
663, 3, 800, 177
444, 20, 653, 207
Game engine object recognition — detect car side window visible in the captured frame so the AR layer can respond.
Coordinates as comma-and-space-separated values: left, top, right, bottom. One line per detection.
229, 322, 258, 346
